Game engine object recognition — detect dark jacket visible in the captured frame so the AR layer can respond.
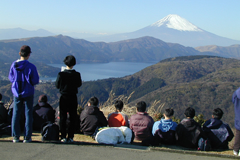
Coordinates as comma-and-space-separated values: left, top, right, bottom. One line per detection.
8, 60, 39, 98
175, 118, 206, 149
55, 69, 82, 95
203, 118, 234, 149
129, 112, 154, 141
33, 102, 55, 131
80, 105, 108, 136
0, 101, 7, 123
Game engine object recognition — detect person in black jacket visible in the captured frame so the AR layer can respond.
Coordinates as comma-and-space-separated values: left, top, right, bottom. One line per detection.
55, 55, 82, 143
33, 95, 55, 131
175, 107, 206, 149
80, 97, 108, 136
202, 108, 234, 150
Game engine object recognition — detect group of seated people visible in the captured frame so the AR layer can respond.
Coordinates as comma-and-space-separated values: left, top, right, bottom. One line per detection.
0, 93, 234, 151
78, 96, 234, 151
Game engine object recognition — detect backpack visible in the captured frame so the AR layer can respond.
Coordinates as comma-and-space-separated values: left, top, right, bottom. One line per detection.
198, 138, 212, 151
41, 121, 59, 141
0, 123, 11, 137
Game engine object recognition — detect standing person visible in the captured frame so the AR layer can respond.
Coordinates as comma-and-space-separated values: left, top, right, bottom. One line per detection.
55, 55, 82, 143
108, 100, 129, 127
8, 45, 39, 143
80, 96, 108, 136
129, 101, 154, 141
232, 88, 240, 156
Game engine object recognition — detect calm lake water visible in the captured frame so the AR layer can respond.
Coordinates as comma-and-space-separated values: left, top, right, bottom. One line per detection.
41, 62, 157, 82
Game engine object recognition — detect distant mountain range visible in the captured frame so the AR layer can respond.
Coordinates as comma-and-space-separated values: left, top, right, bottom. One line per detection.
1, 14, 240, 47
0, 28, 55, 40
1, 35, 240, 66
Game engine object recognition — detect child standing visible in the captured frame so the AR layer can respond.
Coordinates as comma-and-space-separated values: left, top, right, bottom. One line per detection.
55, 55, 82, 143
9, 45, 39, 143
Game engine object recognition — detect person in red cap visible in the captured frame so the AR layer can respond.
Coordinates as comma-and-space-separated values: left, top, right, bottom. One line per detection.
9, 45, 39, 143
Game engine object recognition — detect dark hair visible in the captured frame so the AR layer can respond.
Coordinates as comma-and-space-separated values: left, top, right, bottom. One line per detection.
38, 94, 48, 103
115, 100, 123, 111
0, 93, 2, 101
20, 45, 31, 57
164, 108, 174, 117
64, 55, 76, 67
212, 108, 223, 119
184, 107, 195, 118
88, 96, 99, 106
136, 101, 146, 112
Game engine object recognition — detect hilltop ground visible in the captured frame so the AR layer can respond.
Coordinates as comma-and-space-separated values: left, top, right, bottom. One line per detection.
0, 132, 237, 159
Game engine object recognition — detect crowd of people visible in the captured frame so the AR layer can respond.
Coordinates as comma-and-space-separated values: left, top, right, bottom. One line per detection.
0, 45, 240, 156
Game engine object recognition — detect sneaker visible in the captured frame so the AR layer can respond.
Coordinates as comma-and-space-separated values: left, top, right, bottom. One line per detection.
61, 138, 68, 143
68, 138, 74, 143
233, 150, 240, 156
23, 138, 32, 143
13, 137, 19, 143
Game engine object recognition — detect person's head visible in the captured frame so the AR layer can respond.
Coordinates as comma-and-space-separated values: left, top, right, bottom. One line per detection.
212, 108, 223, 119
184, 107, 195, 118
88, 96, 99, 107
115, 100, 123, 111
19, 45, 31, 58
0, 93, 2, 101
38, 94, 48, 103
164, 108, 174, 118
64, 55, 76, 67
136, 101, 147, 112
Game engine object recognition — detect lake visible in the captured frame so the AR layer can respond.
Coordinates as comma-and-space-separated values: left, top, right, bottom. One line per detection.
40, 62, 157, 82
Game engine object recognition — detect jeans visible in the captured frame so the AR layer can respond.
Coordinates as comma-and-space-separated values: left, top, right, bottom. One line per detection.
12, 95, 34, 139
59, 94, 77, 139
234, 129, 240, 152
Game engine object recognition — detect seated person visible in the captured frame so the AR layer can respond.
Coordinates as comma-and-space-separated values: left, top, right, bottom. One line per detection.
129, 101, 154, 141
33, 95, 55, 131
0, 93, 7, 124
108, 100, 129, 127
175, 107, 206, 149
202, 108, 234, 150
152, 108, 178, 145
80, 97, 108, 136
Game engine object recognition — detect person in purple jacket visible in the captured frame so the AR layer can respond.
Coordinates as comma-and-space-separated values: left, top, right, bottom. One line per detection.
130, 101, 154, 141
8, 45, 39, 143
232, 88, 240, 156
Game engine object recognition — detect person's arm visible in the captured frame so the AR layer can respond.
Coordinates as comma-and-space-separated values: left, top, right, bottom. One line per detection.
226, 124, 234, 141
30, 65, 39, 85
8, 63, 15, 83
77, 73, 82, 88
55, 73, 61, 89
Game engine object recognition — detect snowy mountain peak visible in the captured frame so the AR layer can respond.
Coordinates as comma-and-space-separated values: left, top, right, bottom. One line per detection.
151, 14, 202, 32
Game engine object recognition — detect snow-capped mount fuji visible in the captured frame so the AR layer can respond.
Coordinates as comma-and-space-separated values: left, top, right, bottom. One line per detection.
85, 14, 240, 47
150, 14, 202, 32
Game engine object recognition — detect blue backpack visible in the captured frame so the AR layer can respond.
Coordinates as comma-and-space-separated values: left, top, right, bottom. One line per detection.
198, 138, 212, 151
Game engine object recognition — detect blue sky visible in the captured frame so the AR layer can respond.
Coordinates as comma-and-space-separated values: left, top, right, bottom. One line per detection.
1, 0, 240, 40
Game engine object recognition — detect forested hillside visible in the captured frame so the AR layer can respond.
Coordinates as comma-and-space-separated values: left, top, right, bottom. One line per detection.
0, 55, 239, 127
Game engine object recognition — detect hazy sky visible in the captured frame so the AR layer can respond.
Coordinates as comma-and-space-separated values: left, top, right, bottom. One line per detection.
1, 0, 240, 40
